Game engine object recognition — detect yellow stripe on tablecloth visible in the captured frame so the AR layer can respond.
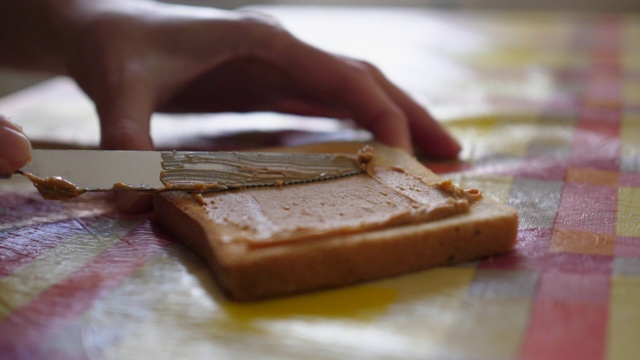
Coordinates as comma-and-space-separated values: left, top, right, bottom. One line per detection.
550, 229, 615, 256
103, 282, 398, 359
607, 276, 640, 360
623, 81, 640, 105
448, 175, 514, 203
492, 115, 546, 158
440, 269, 535, 359
378, 267, 476, 356
105, 267, 476, 360
617, 187, 640, 237
0, 217, 141, 322
622, 18, 640, 73
620, 112, 640, 158
463, 48, 587, 69
451, 114, 539, 160
444, 297, 531, 360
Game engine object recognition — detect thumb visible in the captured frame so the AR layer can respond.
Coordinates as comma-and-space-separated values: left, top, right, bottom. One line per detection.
0, 115, 32, 175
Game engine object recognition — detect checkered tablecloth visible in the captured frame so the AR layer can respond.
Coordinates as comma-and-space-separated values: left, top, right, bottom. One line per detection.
1, 6, 639, 360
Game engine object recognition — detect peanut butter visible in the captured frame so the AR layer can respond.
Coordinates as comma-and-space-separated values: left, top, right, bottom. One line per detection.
20, 172, 87, 201
198, 167, 482, 248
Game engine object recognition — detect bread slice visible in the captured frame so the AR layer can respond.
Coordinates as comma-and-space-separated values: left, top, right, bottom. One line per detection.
153, 142, 518, 301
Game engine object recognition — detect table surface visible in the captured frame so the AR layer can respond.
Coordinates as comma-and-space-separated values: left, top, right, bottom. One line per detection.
1, 5, 639, 360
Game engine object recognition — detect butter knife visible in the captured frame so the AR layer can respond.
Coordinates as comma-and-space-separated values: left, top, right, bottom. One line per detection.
14, 149, 364, 200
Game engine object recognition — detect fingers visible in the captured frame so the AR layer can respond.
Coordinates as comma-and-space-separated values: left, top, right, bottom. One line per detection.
0, 115, 32, 175
363, 63, 461, 159
95, 84, 155, 213
96, 83, 155, 151
284, 47, 413, 153
334, 60, 414, 153
330, 59, 461, 158
275, 37, 459, 158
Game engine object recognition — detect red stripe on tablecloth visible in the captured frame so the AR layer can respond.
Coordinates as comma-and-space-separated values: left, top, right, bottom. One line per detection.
479, 227, 614, 274
591, 17, 621, 66
576, 100, 622, 126
619, 172, 640, 187
573, 107, 621, 133
479, 227, 552, 271
0, 192, 67, 224
576, 17, 622, 152
0, 219, 173, 359
482, 248, 613, 275
554, 182, 618, 234
571, 16, 622, 171
0, 191, 56, 210
582, 35, 622, 198
570, 123, 621, 171
520, 300, 608, 360
537, 270, 611, 305
0, 219, 99, 279
0, 192, 114, 227
459, 127, 621, 181
461, 157, 569, 181
616, 236, 640, 258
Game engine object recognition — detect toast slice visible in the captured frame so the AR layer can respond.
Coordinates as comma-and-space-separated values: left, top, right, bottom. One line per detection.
153, 142, 518, 301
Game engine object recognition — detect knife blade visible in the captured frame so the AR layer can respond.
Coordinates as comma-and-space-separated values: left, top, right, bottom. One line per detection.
15, 149, 364, 200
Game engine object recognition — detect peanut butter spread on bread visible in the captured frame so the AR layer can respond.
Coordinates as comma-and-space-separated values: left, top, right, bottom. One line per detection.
198, 159, 481, 248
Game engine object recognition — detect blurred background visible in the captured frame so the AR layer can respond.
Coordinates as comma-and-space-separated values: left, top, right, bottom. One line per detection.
1, 0, 638, 98
164, 0, 640, 11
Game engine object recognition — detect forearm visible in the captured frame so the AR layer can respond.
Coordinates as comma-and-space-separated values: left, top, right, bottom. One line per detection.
0, 0, 70, 73
0, 0, 156, 74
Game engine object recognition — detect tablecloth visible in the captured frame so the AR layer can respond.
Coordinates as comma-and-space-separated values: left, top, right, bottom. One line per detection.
1, 6, 639, 360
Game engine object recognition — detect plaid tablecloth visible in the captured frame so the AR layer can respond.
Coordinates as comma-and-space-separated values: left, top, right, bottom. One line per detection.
1, 6, 639, 360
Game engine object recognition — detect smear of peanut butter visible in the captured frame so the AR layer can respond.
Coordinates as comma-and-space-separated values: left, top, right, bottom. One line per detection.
197, 166, 482, 248
355, 145, 376, 175
160, 150, 362, 190
20, 171, 87, 201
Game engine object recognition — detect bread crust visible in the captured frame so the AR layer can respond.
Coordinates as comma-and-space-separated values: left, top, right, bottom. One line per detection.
153, 142, 518, 301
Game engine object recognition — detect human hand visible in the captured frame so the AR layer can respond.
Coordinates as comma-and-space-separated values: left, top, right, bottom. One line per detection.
2, 0, 461, 212
58, 1, 460, 158
0, 115, 32, 176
